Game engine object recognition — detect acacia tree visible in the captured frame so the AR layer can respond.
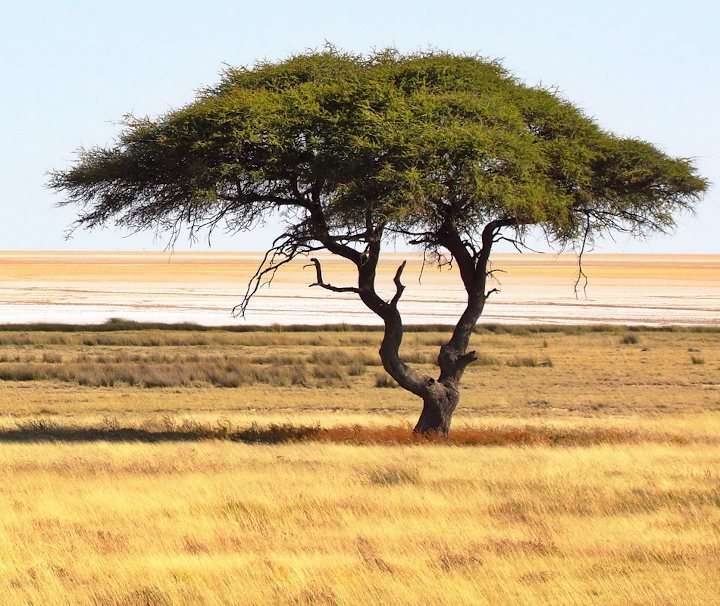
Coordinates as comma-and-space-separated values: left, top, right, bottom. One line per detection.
50, 50, 706, 434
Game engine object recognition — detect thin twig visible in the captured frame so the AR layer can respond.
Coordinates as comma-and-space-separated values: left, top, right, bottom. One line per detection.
574, 213, 591, 300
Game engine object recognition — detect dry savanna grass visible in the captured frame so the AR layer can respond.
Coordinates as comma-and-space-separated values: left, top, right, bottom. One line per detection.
0, 323, 719, 604
2, 442, 719, 605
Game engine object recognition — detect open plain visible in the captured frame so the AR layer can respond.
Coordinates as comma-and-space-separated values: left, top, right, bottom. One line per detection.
0, 253, 719, 604
0, 322, 719, 605
1, 251, 718, 325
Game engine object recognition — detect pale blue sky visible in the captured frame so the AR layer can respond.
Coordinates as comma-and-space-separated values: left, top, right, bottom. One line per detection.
1, 0, 717, 252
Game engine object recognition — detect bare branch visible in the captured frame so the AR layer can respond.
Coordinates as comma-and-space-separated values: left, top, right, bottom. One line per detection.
307, 206, 363, 266
462, 238, 479, 257
574, 212, 591, 299
388, 226, 437, 246
418, 249, 429, 285
232, 227, 321, 317
305, 258, 360, 294
486, 268, 507, 278
494, 235, 525, 252
456, 350, 478, 372
390, 260, 407, 308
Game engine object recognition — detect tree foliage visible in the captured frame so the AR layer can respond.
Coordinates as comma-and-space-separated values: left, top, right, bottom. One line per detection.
50, 49, 707, 433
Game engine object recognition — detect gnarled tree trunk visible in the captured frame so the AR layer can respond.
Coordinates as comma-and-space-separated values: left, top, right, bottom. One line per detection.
307, 210, 517, 436
413, 384, 459, 434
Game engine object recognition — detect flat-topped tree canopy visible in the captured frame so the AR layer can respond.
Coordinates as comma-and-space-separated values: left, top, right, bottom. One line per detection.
51, 48, 707, 434
51, 49, 705, 248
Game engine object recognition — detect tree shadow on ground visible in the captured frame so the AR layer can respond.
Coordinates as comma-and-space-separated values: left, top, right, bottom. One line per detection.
0, 421, 699, 446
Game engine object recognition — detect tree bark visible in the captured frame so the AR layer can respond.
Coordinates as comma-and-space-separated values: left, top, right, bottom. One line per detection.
413, 383, 460, 435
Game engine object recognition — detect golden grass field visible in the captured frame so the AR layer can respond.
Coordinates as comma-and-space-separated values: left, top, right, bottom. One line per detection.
0, 324, 719, 604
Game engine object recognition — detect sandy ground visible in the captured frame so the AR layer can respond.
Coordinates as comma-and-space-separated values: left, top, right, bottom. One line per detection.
0, 251, 718, 325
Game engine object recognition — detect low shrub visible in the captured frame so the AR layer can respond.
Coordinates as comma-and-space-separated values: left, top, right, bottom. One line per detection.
374, 373, 397, 388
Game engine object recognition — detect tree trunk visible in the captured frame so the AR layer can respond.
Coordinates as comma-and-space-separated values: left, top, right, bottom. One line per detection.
413, 383, 460, 435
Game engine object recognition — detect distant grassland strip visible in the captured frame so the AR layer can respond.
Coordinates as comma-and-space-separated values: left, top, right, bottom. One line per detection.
1, 318, 719, 334
0, 322, 718, 420
0, 323, 717, 388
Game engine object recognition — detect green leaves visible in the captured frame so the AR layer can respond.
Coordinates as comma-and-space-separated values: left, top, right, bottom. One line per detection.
50, 48, 707, 247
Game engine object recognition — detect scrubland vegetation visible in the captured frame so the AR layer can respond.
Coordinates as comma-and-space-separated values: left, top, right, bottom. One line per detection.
0, 323, 719, 604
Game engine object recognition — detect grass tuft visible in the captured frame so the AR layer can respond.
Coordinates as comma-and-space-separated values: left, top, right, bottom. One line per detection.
367, 465, 421, 486
476, 353, 502, 366
374, 373, 397, 388
506, 356, 553, 368
120, 586, 172, 606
